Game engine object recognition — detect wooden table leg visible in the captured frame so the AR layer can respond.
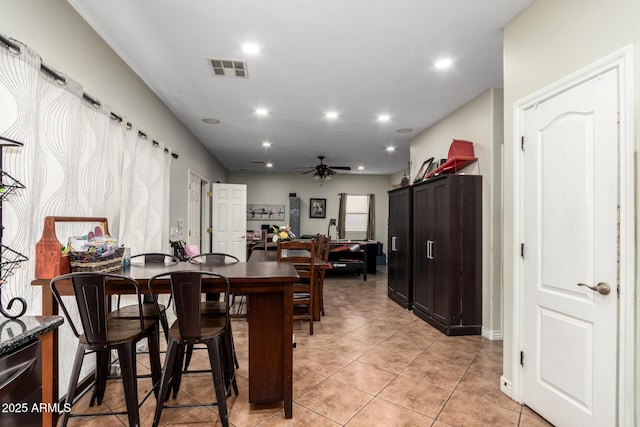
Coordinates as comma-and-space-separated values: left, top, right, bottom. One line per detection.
41, 287, 58, 427
246, 288, 293, 419
283, 285, 293, 419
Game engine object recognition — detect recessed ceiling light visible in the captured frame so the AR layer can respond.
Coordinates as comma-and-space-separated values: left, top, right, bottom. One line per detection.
325, 111, 339, 120
202, 118, 220, 124
265, 162, 273, 168
386, 146, 396, 152
396, 128, 413, 133
435, 58, 453, 69
262, 141, 271, 147
377, 114, 391, 122
242, 43, 260, 54
358, 165, 365, 171
255, 108, 269, 116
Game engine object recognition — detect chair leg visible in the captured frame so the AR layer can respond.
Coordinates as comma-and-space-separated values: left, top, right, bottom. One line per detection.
153, 340, 178, 427
91, 350, 109, 406
147, 331, 162, 399
222, 328, 238, 396
159, 310, 170, 343
183, 343, 195, 371
171, 344, 186, 399
117, 342, 140, 427
319, 275, 325, 316
206, 338, 230, 427
60, 344, 86, 427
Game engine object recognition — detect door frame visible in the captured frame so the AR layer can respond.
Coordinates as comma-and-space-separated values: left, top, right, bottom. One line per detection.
187, 168, 211, 251
511, 45, 635, 424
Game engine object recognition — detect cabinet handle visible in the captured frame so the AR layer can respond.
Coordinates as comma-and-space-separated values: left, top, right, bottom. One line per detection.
426, 240, 431, 259
391, 236, 398, 251
431, 240, 435, 259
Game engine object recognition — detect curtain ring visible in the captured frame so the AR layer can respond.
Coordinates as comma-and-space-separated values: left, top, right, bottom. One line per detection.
7, 44, 21, 55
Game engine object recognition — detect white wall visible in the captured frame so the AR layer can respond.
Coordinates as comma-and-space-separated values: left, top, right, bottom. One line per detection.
503, 0, 640, 411
0, 0, 227, 250
229, 172, 390, 251
409, 88, 503, 338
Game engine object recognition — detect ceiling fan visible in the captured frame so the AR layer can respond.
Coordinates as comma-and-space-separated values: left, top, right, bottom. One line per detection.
301, 156, 351, 181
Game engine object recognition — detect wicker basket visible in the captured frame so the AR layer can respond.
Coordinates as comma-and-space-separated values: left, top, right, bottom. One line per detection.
69, 247, 124, 273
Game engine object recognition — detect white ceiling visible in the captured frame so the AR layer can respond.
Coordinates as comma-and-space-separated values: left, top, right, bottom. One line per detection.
68, 0, 533, 176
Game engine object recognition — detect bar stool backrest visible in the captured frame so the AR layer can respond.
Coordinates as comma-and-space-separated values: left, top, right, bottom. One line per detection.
51, 272, 144, 346
149, 270, 231, 341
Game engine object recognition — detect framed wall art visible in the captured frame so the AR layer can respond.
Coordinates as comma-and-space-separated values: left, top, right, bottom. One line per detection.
309, 198, 326, 218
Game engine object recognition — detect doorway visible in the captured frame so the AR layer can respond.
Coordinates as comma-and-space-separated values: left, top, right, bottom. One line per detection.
512, 46, 635, 426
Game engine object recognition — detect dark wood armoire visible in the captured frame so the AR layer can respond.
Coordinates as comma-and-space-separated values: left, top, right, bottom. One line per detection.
412, 174, 482, 335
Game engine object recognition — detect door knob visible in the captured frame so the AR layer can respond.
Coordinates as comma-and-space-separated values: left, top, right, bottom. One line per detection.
577, 282, 611, 295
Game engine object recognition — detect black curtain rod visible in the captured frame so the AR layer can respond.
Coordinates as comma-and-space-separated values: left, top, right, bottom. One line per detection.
0, 33, 179, 159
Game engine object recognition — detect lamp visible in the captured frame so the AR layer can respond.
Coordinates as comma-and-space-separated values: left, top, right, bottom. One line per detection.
312, 167, 332, 182
327, 218, 337, 237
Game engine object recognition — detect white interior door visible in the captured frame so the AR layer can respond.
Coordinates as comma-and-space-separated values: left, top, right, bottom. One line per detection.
188, 171, 203, 249
521, 68, 618, 426
211, 183, 247, 261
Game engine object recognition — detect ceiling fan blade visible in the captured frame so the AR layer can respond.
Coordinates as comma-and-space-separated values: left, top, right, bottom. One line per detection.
301, 169, 316, 175
329, 166, 351, 171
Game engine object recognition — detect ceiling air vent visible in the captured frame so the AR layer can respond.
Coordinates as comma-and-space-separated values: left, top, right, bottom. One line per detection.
209, 58, 248, 78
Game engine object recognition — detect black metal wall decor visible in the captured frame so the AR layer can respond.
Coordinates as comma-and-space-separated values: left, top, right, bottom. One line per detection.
0, 135, 28, 319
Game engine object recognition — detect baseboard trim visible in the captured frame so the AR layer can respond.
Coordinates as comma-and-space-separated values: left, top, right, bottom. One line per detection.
500, 375, 513, 399
481, 327, 503, 341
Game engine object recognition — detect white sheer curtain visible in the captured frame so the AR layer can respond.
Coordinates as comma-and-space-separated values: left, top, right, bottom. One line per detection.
0, 37, 171, 393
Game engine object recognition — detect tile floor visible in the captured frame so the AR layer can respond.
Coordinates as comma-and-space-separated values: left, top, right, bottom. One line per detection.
61, 267, 553, 426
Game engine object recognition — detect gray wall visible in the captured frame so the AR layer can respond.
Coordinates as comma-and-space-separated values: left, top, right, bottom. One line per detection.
409, 88, 504, 338
229, 171, 390, 251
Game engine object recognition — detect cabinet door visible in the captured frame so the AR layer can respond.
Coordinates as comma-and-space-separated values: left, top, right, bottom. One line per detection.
412, 184, 432, 315
430, 179, 451, 325
387, 192, 399, 296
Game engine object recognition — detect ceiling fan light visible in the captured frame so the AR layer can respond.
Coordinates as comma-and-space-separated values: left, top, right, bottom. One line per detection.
324, 175, 332, 181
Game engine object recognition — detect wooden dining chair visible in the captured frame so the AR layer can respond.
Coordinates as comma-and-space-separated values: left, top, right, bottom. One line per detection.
50, 272, 162, 427
277, 239, 316, 335
316, 235, 331, 316
148, 270, 237, 427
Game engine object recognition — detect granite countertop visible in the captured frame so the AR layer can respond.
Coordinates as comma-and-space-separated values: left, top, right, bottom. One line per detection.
0, 315, 64, 357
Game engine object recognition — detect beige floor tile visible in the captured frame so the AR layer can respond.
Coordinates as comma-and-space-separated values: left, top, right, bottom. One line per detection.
456, 369, 521, 412
342, 324, 398, 345
61, 414, 127, 427
294, 347, 353, 377
296, 379, 373, 425
293, 366, 327, 398
225, 382, 283, 427
346, 397, 434, 427
165, 406, 224, 426
324, 336, 376, 360
437, 389, 520, 427
400, 353, 468, 391
378, 373, 451, 418
520, 406, 553, 425
356, 344, 419, 375
331, 360, 396, 395
259, 403, 341, 426
519, 413, 554, 426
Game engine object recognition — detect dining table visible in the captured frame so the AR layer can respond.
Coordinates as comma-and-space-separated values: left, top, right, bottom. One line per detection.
31, 258, 299, 425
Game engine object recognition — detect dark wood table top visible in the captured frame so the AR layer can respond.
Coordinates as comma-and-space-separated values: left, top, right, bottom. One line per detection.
31, 261, 300, 294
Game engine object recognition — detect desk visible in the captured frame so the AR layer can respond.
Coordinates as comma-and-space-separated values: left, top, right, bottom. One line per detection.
31, 260, 298, 420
